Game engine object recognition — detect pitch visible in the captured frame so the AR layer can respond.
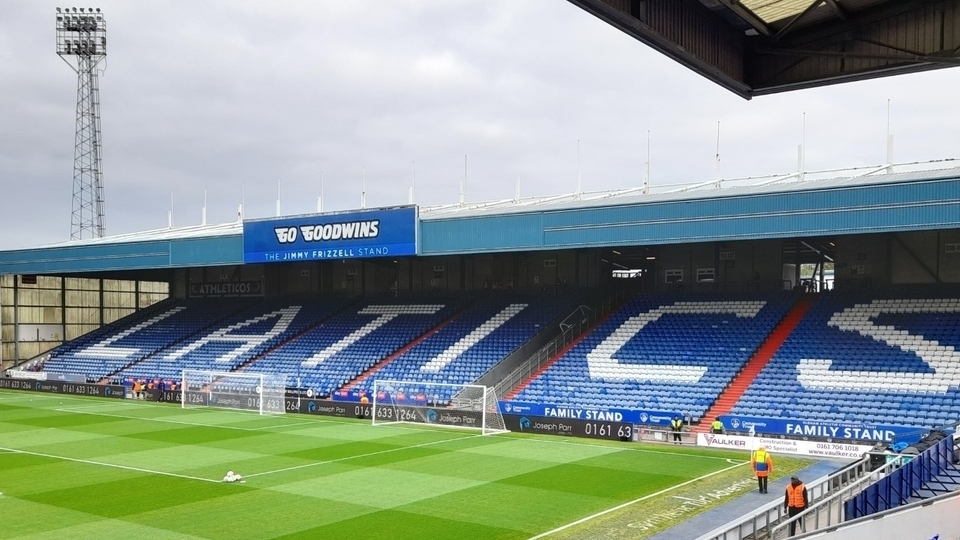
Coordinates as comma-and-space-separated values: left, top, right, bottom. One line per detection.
0, 390, 798, 539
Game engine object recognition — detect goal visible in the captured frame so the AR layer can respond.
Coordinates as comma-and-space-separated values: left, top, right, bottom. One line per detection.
371, 380, 508, 435
181, 369, 286, 415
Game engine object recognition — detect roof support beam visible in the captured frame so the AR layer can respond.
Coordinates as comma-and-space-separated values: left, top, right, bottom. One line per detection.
714, 0, 773, 36
823, 0, 848, 20
774, 0, 826, 41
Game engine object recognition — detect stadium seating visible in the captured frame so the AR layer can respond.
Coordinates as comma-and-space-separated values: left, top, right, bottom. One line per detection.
117, 297, 347, 382
350, 294, 572, 403
243, 296, 469, 397
41, 298, 258, 381
731, 291, 960, 428
511, 292, 795, 419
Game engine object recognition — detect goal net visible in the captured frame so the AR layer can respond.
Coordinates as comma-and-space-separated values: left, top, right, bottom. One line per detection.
371, 379, 508, 436
181, 369, 286, 415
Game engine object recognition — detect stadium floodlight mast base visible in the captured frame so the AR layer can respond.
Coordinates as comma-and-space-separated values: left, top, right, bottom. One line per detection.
181, 369, 286, 415
371, 379, 509, 436
56, 6, 107, 240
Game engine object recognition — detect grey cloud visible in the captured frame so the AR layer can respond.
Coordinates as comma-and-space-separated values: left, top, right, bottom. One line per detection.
2, 0, 960, 248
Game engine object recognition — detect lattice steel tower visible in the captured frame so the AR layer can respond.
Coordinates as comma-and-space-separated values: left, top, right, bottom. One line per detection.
56, 7, 106, 240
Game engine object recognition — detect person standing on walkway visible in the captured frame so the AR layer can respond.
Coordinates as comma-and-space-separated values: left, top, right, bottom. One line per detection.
670, 415, 684, 444
751, 445, 773, 493
784, 476, 809, 536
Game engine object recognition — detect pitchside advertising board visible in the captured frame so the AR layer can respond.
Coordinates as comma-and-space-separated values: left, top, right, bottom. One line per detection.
502, 400, 681, 427
720, 415, 930, 444
0, 377, 124, 398
503, 414, 633, 441
696, 433, 876, 460
243, 206, 417, 264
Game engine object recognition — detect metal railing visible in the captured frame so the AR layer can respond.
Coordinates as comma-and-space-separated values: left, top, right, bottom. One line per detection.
494, 291, 626, 398
769, 456, 905, 538
493, 306, 592, 398
696, 458, 875, 540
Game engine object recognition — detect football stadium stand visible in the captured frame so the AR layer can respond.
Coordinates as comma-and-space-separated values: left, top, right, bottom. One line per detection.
347, 294, 573, 403
116, 297, 349, 382
509, 292, 796, 420
242, 296, 468, 397
731, 290, 960, 428
31, 287, 960, 433
41, 298, 258, 381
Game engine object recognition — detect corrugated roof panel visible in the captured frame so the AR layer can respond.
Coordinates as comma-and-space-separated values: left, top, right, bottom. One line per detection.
420, 167, 960, 220
741, 0, 818, 24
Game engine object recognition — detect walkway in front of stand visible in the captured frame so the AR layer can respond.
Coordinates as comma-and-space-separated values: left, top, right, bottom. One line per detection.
647, 460, 845, 540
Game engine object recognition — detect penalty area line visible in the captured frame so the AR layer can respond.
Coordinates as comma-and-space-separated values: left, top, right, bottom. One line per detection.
0, 445, 221, 484
526, 460, 750, 540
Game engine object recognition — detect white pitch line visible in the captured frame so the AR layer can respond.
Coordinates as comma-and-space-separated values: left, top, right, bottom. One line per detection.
51, 402, 120, 411
52, 408, 324, 433
245, 432, 482, 478
0, 445, 221, 483
526, 460, 750, 540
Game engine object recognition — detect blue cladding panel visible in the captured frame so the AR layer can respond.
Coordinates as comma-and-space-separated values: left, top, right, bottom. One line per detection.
421, 179, 960, 253
420, 214, 543, 253
170, 236, 244, 266
0, 242, 171, 274
0, 236, 244, 274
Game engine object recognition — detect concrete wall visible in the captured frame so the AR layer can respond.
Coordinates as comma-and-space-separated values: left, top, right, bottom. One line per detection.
804, 491, 960, 540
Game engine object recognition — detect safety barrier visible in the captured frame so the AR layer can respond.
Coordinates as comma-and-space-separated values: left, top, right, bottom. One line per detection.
844, 435, 955, 519
695, 459, 873, 540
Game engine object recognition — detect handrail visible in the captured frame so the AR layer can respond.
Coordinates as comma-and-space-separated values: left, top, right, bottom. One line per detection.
769, 456, 905, 538
696, 458, 874, 540
494, 290, 626, 398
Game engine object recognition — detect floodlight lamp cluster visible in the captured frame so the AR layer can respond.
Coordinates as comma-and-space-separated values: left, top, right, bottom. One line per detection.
56, 7, 106, 57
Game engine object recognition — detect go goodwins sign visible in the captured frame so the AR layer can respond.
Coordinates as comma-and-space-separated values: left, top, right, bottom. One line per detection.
243, 206, 417, 263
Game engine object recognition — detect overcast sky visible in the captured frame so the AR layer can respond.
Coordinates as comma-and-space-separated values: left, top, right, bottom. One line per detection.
2, 0, 960, 249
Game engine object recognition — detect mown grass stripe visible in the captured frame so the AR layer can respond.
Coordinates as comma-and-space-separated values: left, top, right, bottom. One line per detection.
0, 445, 221, 483
526, 461, 749, 539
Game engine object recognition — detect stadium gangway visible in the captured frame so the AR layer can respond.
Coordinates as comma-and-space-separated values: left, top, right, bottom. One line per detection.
782, 488, 960, 539
767, 456, 906, 539
493, 303, 600, 399
694, 456, 880, 540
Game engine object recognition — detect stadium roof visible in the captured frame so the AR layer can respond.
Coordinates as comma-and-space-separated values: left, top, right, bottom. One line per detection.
20, 162, 960, 247
35, 221, 243, 249
568, 0, 960, 98
1, 163, 958, 274
420, 164, 960, 219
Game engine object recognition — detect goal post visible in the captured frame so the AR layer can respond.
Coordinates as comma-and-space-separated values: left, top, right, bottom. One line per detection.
371, 379, 508, 435
181, 369, 286, 415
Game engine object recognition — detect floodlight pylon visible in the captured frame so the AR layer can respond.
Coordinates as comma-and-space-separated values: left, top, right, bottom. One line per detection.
56, 7, 107, 240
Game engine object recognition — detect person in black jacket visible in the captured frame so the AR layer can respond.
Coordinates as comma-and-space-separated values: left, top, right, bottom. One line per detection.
784, 476, 809, 536
670, 415, 684, 444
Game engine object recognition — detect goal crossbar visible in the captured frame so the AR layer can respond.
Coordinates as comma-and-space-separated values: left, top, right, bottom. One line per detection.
181, 369, 286, 415
370, 379, 508, 436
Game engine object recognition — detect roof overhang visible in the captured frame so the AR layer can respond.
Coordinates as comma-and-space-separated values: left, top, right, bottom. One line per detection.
568, 0, 960, 98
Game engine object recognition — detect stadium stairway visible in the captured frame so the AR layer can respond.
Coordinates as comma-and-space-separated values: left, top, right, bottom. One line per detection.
693, 294, 815, 433
503, 299, 628, 400
340, 306, 469, 391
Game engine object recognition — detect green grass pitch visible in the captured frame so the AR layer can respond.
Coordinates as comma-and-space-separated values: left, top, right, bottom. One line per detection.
0, 390, 770, 539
